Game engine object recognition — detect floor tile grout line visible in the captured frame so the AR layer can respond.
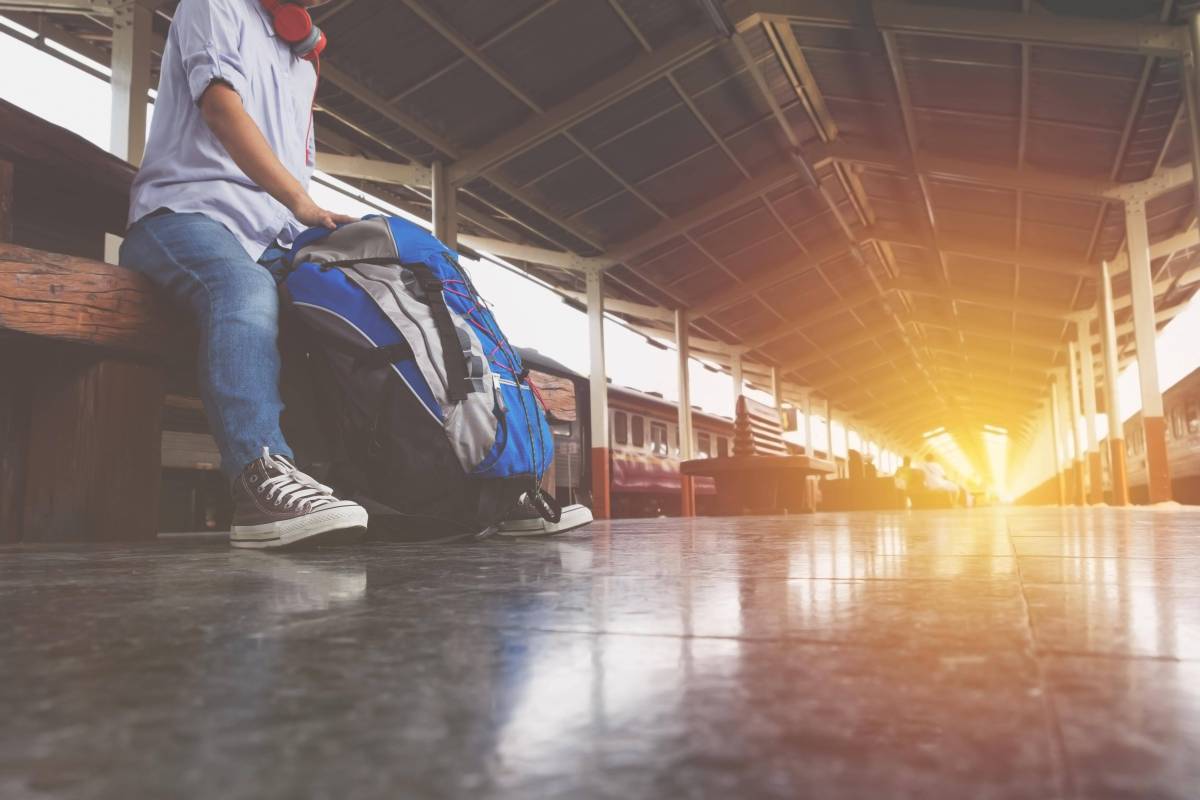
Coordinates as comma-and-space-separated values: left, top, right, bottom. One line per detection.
1036, 647, 1200, 664
1006, 515, 1079, 800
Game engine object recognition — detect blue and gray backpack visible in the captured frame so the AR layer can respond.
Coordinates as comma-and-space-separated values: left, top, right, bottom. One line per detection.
280, 215, 557, 537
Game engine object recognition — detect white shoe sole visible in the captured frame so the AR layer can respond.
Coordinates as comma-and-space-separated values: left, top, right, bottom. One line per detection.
495, 504, 593, 537
230, 504, 369, 550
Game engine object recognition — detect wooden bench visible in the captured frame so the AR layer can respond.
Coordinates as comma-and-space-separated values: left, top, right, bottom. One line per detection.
0, 244, 173, 542
0, 98, 181, 543
818, 476, 906, 511
680, 396, 835, 515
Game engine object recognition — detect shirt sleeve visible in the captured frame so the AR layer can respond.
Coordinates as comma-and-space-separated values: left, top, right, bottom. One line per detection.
173, 0, 250, 105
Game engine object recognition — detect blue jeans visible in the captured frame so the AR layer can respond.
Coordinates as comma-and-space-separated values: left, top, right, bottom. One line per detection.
120, 210, 294, 480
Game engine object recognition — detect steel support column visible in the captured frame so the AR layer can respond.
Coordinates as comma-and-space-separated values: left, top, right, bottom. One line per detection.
1185, 12, 1200, 225
825, 398, 835, 467
109, 0, 151, 165
586, 269, 610, 519
1049, 380, 1066, 506
804, 392, 815, 457
1124, 199, 1172, 502
1077, 318, 1103, 504
730, 352, 744, 406
1067, 341, 1086, 505
431, 161, 458, 249
770, 366, 784, 428
1099, 260, 1129, 505
676, 309, 695, 517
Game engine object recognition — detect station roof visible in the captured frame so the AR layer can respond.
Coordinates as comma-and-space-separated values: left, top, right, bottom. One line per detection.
8, 0, 1200, 456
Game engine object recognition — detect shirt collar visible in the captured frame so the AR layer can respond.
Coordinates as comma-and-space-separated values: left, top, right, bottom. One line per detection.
248, 0, 278, 39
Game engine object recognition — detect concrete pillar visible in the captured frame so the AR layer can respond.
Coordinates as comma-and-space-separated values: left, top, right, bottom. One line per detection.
431, 161, 458, 249
1067, 340, 1086, 505
1049, 380, 1066, 506
1099, 260, 1129, 505
586, 269, 610, 519
676, 309, 696, 517
1076, 318, 1103, 504
109, 0, 152, 165
1124, 199, 1172, 502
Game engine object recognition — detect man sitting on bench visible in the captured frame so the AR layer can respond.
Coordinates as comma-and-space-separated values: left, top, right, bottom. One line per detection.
119, 0, 368, 549
914, 454, 962, 507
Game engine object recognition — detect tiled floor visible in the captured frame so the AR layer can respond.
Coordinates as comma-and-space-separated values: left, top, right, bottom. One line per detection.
2, 507, 1199, 799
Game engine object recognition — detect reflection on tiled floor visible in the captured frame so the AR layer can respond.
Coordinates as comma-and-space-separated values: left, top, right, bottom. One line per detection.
2, 508, 1199, 798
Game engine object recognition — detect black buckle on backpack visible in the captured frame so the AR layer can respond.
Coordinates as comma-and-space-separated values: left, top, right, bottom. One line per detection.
531, 489, 562, 523
417, 275, 444, 293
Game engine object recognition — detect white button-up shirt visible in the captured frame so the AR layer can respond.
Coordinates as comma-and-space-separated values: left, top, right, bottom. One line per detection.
128, 0, 318, 259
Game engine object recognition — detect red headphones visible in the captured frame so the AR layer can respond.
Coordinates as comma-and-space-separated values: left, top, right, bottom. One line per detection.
260, 0, 326, 62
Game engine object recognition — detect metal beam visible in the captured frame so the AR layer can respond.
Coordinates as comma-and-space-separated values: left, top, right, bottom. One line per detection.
909, 314, 1065, 353
740, 284, 886, 352
448, 27, 719, 184
0, 0, 113, 10
604, 159, 801, 265
1098, 259, 1129, 504
889, 278, 1074, 320
692, 236, 862, 318
318, 61, 462, 159
431, 161, 457, 249
812, 139, 1192, 202
109, 0, 151, 165
315, 153, 431, 187
922, 347, 1057, 377
586, 269, 610, 518
560, 291, 673, 323
774, 322, 898, 373
732, 0, 1188, 56
1125, 197, 1172, 501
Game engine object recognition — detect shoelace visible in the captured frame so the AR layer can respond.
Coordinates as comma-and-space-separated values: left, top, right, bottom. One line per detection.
257, 447, 338, 512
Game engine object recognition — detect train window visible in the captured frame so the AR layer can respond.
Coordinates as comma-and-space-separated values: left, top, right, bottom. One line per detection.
1172, 406, 1185, 439
650, 421, 668, 456
718, 436, 729, 457
697, 432, 711, 458
1188, 401, 1199, 435
631, 415, 645, 448
614, 412, 628, 445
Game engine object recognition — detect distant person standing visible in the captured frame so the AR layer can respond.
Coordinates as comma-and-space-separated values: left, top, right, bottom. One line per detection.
119, 0, 367, 548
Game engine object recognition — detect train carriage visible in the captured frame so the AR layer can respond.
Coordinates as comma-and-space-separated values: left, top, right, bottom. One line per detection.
1119, 367, 1200, 504
521, 350, 733, 518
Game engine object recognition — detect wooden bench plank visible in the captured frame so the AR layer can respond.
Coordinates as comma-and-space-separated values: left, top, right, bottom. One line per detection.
0, 243, 170, 358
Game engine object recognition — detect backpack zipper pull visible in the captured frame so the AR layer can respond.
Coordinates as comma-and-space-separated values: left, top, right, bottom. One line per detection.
491, 374, 506, 414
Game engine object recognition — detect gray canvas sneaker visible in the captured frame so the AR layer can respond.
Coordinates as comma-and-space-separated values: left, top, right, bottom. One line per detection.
230, 448, 368, 549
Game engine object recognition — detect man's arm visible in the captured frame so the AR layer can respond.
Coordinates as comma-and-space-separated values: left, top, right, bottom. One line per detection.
200, 82, 354, 230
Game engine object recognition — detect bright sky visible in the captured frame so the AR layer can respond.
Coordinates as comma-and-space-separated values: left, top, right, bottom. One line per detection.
4, 19, 1198, 486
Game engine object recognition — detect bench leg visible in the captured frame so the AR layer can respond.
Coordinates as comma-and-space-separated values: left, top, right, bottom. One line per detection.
0, 344, 30, 542
20, 350, 164, 542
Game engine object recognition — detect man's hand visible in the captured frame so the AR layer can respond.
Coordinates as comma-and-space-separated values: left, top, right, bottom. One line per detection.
288, 193, 358, 230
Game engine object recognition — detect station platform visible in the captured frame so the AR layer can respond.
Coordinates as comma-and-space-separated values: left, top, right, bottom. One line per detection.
2, 507, 1198, 798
